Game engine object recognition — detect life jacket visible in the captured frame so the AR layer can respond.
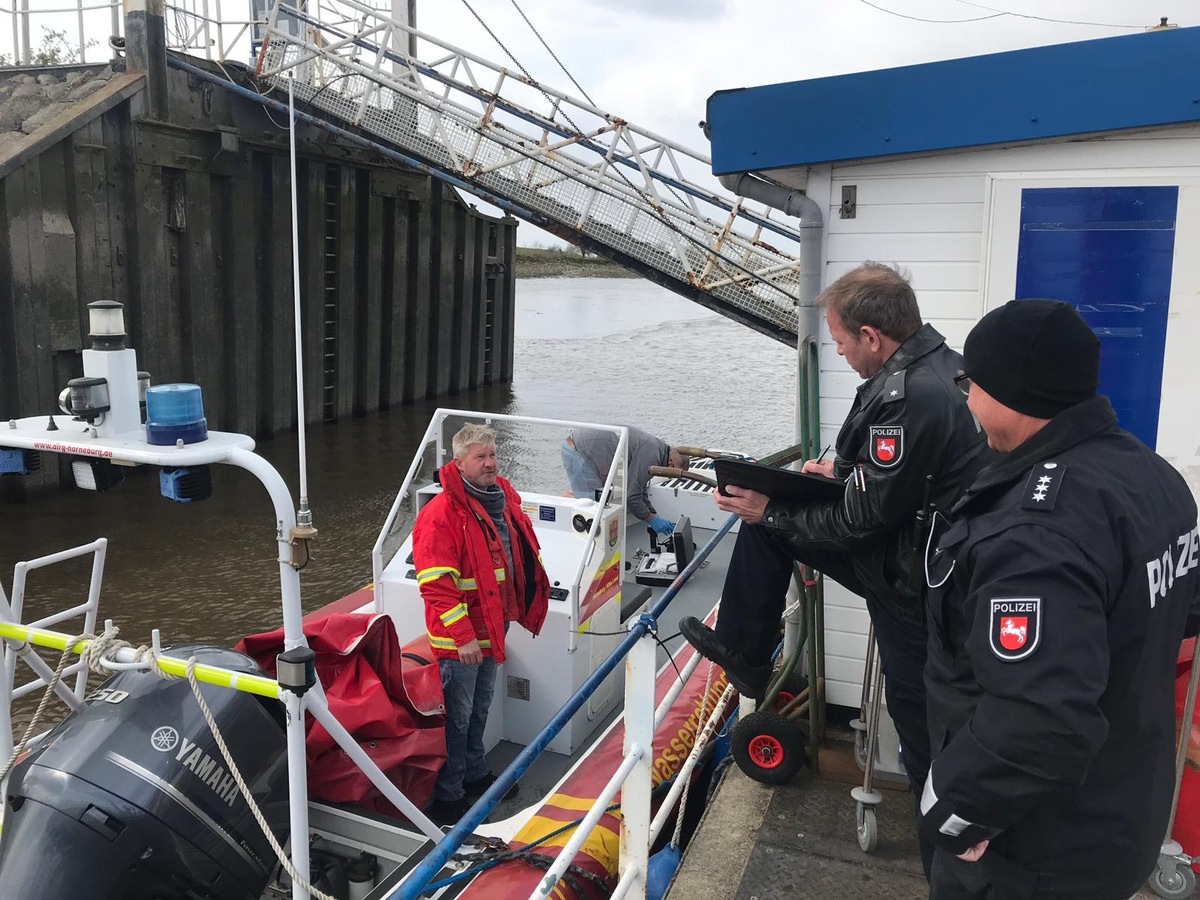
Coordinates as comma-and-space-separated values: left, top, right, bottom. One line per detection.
411, 461, 550, 662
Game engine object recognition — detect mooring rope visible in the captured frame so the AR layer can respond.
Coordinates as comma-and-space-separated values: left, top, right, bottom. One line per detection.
184, 657, 337, 900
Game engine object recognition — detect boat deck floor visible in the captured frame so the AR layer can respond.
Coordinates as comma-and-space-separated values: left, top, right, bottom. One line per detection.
673, 729, 1160, 900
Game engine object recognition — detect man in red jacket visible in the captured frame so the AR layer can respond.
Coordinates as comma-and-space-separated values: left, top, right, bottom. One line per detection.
413, 424, 550, 824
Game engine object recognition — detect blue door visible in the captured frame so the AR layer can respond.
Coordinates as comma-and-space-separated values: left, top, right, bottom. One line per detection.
1015, 186, 1177, 448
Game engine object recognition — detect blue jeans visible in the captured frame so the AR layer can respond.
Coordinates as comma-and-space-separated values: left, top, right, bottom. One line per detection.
562, 440, 604, 500
434, 656, 498, 802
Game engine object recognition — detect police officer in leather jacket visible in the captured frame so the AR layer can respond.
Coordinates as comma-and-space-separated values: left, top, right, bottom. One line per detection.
921, 299, 1200, 900
681, 262, 988, 875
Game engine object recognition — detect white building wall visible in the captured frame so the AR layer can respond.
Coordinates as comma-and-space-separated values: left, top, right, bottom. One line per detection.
803, 125, 1200, 707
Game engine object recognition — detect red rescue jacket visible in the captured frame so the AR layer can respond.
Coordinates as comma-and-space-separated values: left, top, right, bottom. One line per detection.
412, 461, 550, 662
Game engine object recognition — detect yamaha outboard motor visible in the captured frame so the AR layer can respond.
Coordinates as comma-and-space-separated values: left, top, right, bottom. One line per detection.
0, 645, 289, 899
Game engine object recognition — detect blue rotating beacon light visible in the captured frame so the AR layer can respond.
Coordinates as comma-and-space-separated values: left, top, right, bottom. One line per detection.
145, 383, 208, 445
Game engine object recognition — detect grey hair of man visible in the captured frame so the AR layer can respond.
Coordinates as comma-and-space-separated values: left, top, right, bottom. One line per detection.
817, 261, 923, 343
451, 423, 497, 459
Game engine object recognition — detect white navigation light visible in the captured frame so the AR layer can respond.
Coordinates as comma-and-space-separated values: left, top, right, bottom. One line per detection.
66, 376, 111, 423
145, 384, 208, 445
71, 458, 124, 492
87, 300, 127, 351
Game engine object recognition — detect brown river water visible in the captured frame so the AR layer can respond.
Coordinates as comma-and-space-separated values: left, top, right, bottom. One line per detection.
0, 277, 796, 650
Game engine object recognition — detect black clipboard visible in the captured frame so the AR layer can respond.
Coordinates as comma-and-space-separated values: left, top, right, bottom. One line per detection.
713, 458, 845, 504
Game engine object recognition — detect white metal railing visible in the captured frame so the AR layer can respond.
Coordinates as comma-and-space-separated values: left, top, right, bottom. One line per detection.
0, 0, 254, 66
253, 0, 807, 340
0, 538, 107, 757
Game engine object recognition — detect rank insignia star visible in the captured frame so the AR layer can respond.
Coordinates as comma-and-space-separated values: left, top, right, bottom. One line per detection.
889, 389, 898, 397
1021, 461, 1065, 511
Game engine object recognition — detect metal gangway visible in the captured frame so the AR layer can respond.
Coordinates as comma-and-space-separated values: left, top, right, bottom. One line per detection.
250, 0, 807, 343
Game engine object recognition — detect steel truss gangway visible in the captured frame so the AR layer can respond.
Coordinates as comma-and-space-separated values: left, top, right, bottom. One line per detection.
253, 0, 808, 344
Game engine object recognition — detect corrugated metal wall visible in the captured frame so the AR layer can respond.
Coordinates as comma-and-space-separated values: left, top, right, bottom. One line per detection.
0, 67, 517, 450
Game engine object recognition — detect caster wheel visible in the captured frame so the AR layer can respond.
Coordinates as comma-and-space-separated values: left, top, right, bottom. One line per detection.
854, 728, 868, 770
731, 711, 809, 785
856, 803, 878, 853
1150, 865, 1197, 899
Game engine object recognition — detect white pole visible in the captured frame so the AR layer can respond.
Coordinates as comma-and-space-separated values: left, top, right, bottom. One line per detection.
18, 0, 30, 66
618, 630, 656, 899
285, 691, 312, 900
287, 75, 312, 525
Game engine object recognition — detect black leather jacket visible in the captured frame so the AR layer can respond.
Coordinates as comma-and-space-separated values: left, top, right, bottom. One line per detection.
760, 323, 988, 610
922, 396, 1200, 898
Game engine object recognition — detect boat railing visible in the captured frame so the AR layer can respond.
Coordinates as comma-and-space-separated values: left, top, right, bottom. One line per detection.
390, 511, 740, 900
0, 538, 107, 757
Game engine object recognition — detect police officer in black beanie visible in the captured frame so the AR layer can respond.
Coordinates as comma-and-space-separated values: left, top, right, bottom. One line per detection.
921, 299, 1200, 900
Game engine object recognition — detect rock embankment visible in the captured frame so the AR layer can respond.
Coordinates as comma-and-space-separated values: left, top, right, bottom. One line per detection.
0, 65, 113, 157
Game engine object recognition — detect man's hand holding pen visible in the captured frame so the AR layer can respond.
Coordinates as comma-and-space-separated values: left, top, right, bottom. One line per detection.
801, 444, 836, 479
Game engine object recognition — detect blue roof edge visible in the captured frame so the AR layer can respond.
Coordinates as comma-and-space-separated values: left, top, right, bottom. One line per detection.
707, 26, 1200, 175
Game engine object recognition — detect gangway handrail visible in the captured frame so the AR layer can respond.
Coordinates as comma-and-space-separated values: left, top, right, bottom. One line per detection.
264, 0, 805, 248
251, 0, 807, 342
390, 511, 739, 900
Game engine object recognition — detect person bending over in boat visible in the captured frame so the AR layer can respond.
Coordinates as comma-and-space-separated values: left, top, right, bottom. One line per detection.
680, 261, 989, 878
413, 423, 550, 825
562, 424, 689, 536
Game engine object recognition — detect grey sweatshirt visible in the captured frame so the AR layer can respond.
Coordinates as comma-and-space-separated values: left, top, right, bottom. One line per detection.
570, 425, 669, 521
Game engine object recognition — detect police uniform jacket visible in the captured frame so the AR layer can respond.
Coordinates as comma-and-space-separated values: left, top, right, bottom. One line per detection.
762, 323, 988, 608
922, 395, 1200, 899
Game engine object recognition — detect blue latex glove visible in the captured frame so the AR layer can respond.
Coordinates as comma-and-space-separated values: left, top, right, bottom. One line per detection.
648, 516, 674, 536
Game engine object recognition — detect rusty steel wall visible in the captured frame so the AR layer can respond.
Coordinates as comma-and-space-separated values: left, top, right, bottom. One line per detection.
0, 65, 518, 455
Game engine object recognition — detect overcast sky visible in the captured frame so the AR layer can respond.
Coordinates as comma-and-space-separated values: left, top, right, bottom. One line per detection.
418, 1, 1193, 153
412, 0, 1195, 243
3, 1, 1193, 244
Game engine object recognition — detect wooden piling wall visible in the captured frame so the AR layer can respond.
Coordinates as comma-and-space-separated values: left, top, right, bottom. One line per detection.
0, 65, 518, 455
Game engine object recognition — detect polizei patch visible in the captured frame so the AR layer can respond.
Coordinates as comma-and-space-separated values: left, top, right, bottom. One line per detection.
869, 426, 904, 468
989, 598, 1041, 662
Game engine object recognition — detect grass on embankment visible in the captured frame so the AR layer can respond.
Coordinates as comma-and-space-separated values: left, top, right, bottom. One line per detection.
515, 247, 637, 279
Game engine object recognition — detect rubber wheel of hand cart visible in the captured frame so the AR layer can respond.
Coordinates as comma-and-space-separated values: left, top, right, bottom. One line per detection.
771, 671, 809, 715
856, 802, 879, 853
1150, 865, 1197, 899
731, 711, 808, 785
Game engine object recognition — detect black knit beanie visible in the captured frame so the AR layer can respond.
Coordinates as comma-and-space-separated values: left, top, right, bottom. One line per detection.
963, 299, 1100, 419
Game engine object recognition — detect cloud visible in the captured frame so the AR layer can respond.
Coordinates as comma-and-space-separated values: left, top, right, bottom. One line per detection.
585, 0, 730, 21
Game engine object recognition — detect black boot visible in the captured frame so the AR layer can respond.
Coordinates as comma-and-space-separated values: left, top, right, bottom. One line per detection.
679, 616, 772, 700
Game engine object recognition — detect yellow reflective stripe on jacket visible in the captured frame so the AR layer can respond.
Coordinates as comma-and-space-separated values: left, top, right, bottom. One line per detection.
427, 632, 492, 649
417, 566, 481, 591
440, 603, 469, 627
494, 567, 506, 582
417, 566, 461, 586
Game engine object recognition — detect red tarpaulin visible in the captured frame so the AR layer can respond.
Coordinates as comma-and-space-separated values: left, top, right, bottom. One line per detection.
238, 613, 447, 817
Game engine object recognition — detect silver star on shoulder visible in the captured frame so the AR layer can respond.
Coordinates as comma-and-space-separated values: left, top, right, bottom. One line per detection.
1037, 475, 1052, 485
889, 389, 898, 397
1032, 491, 1047, 502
